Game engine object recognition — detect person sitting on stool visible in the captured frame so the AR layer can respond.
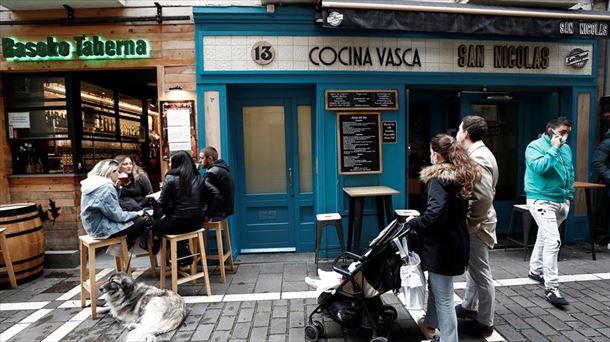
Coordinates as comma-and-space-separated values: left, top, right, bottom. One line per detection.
200, 146, 234, 222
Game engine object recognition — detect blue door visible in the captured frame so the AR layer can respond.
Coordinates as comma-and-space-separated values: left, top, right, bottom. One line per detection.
232, 92, 314, 252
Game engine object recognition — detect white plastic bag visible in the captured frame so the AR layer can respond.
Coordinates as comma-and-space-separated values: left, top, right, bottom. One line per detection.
393, 237, 426, 310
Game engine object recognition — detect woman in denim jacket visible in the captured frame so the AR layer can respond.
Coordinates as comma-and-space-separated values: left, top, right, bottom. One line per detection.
80, 159, 147, 249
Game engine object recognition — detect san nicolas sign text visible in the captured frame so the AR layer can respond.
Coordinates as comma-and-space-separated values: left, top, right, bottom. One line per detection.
2, 36, 151, 62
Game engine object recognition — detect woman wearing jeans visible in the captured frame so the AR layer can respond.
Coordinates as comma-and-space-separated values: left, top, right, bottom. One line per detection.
407, 134, 479, 342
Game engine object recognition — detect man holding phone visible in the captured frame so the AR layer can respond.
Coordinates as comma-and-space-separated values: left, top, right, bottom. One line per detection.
524, 116, 574, 306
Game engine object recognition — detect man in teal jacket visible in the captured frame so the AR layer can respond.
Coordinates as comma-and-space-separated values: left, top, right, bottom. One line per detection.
524, 116, 574, 306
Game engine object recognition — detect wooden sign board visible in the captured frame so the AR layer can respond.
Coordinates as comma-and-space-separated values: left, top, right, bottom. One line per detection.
337, 112, 382, 174
326, 90, 398, 111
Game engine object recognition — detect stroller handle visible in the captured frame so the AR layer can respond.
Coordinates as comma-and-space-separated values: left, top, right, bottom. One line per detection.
331, 251, 362, 276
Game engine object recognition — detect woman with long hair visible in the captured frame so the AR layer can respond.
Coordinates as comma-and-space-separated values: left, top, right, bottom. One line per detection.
407, 134, 480, 342
156, 151, 219, 263
80, 159, 147, 250
115, 155, 153, 211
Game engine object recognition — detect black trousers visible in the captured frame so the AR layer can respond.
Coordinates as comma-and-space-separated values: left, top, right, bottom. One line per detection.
108, 216, 147, 247
156, 215, 205, 236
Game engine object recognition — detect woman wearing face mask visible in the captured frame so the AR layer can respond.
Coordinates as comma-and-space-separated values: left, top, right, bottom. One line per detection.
115, 155, 153, 211
407, 134, 480, 342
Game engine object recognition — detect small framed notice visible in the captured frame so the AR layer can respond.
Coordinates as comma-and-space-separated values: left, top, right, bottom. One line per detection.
326, 90, 398, 111
160, 100, 196, 159
337, 112, 382, 175
382, 121, 397, 143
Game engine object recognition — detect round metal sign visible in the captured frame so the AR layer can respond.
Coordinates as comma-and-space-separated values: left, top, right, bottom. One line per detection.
251, 41, 275, 65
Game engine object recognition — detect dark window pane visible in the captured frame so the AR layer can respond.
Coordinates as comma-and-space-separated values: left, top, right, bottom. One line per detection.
11, 140, 72, 174
5, 76, 66, 107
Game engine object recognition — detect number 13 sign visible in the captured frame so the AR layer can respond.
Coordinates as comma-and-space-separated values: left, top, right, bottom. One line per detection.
251, 41, 275, 65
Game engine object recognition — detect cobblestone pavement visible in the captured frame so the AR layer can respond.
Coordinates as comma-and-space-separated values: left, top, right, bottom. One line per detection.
0, 243, 608, 342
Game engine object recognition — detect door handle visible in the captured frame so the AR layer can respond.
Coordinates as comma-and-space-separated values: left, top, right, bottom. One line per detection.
288, 168, 294, 188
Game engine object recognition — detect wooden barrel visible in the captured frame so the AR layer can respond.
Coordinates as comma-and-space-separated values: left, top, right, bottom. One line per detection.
0, 203, 45, 285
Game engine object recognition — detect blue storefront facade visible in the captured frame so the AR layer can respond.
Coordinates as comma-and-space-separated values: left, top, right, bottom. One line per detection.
193, 5, 602, 256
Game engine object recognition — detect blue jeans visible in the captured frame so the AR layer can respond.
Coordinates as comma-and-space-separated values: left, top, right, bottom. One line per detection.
425, 272, 458, 342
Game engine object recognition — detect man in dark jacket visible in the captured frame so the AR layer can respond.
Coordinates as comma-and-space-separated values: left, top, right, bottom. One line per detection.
592, 125, 610, 248
201, 146, 235, 220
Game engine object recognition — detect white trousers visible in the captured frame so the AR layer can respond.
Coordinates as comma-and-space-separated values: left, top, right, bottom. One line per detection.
461, 234, 495, 327
527, 199, 569, 289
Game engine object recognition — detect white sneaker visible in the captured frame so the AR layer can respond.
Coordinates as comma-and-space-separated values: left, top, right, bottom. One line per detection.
106, 245, 122, 257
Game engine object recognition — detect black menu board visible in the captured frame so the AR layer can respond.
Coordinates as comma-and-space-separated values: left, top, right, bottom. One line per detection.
337, 112, 382, 174
326, 90, 398, 111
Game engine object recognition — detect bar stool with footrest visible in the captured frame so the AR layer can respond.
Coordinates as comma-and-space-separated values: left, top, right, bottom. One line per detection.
160, 228, 211, 295
504, 204, 535, 261
79, 235, 131, 319
394, 209, 421, 223
0, 227, 17, 289
133, 230, 158, 277
315, 213, 345, 272
204, 219, 235, 283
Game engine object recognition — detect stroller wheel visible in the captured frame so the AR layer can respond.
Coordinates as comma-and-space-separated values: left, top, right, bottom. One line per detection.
305, 324, 320, 341
312, 320, 325, 336
382, 305, 398, 323
370, 337, 388, 342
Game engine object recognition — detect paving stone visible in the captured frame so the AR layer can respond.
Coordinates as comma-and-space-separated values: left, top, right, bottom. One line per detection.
240, 300, 256, 309
237, 308, 255, 323
201, 309, 222, 324
256, 300, 272, 313
190, 324, 214, 341
188, 303, 208, 315
223, 302, 240, 316
168, 330, 192, 341
571, 300, 603, 316
231, 322, 251, 339
254, 311, 271, 327
255, 273, 283, 293
546, 307, 576, 322
539, 314, 572, 331
208, 302, 225, 310
288, 327, 306, 342
561, 330, 590, 342
524, 317, 557, 335
521, 328, 550, 342
179, 314, 201, 331
506, 304, 533, 318
283, 281, 310, 292
209, 330, 231, 342
597, 327, 610, 338
273, 304, 288, 318
268, 334, 286, 342
289, 298, 305, 310
249, 326, 268, 341
260, 263, 285, 274
270, 318, 287, 334
500, 313, 530, 329
10, 322, 64, 342
289, 311, 305, 328
216, 315, 236, 331
572, 313, 606, 329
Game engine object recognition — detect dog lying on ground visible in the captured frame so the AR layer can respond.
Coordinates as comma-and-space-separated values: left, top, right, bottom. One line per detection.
99, 272, 186, 342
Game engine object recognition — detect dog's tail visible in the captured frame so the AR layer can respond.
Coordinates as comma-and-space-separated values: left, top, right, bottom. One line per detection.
125, 328, 156, 342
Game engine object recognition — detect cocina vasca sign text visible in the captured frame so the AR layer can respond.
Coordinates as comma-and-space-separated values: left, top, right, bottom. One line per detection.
2, 36, 150, 61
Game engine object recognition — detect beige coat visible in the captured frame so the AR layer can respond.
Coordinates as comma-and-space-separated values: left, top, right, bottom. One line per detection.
467, 140, 499, 248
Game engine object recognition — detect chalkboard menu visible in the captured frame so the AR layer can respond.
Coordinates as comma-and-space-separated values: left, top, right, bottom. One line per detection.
326, 90, 398, 111
337, 112, 382, 174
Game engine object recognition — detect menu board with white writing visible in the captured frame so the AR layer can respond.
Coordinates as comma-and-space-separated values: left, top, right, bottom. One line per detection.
326, 90, 398, 111
337, 112, 382, 174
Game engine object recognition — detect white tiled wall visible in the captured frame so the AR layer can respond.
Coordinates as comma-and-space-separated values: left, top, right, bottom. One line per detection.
202, 36, 593, 76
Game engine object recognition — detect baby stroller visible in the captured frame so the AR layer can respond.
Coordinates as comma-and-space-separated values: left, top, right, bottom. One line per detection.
305, 218, 413, 342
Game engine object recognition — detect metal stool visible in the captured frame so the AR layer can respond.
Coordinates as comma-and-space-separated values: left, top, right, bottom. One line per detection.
0, 228, 17, 289
204, 219, 235, 283
160, 228, 211, 295
79, 235, 131, 319
315, 213, 345, 270
504, 204, 536, 261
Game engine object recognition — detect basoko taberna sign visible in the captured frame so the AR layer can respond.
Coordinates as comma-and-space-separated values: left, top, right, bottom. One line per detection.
202, 36, 592, 75
2, 36, 151, 62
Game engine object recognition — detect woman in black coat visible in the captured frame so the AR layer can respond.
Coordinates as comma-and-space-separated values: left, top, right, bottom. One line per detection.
156, 151, 219, 264
407, 134, 480, 342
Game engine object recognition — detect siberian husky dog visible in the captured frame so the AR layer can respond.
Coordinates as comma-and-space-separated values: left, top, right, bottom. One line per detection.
99, 272, 186, 342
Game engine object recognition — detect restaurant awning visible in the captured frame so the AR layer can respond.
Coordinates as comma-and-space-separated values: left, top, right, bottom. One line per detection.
321, 0, 610, 38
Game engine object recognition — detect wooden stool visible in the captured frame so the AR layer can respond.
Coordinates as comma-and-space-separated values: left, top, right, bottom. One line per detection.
204, 219, 235, 283
504, 204, 536, 261
315, 213, 345, 271
79, 235, 130, 319
394, 209, 420, 223
0, 228, 17, 289
134, 230, 158, 277
160, 228, 211, 295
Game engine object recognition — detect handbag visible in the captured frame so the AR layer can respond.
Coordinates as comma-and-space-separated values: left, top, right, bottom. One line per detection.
392, 236, 426, 311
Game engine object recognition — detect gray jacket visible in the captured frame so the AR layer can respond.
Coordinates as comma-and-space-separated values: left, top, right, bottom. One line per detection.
80, 175, 139, 239
467, 140, 499, 248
